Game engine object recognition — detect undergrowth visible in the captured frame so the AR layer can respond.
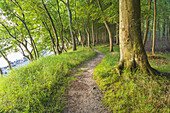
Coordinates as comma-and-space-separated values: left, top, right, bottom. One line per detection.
0, 47, 96, 112
93, 44, 170, 112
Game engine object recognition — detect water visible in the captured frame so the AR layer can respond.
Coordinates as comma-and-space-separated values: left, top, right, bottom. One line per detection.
0, 51, 53, 75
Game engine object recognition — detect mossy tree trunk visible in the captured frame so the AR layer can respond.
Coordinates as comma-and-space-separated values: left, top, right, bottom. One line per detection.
119, 0, 158, 75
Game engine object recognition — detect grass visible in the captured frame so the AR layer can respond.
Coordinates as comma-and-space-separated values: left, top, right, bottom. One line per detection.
93, 44, 170, 113
0, 47, 96, 112
148, 53, 170, 73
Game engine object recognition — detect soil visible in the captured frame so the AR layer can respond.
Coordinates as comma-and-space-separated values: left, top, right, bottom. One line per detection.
62, 49, 109, 113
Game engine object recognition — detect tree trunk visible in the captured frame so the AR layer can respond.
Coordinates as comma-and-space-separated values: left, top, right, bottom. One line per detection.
86, 14, 91, 48
12, 1, 39, 60
119, 0, 157, 75
96, 31, 98, 44
57, 0, 65, 53
105, 22, 113, 52
19, 44, 34, 61
75, 33, 80, 45
85, 27, 91, 48
67, 1, 76, 51
143, 0, 152, 46
78, 29, 84, 47
42, 21, 57, 55
0, 51, 12, 70
152, 0, 156, 55
42, 0, 60, 55
92, 19, 95, 46
97, 0, 113, 52
83, 29, 87, 45
0, 23, 34, 60
116, 23, 119, 45
0, 68, 2, 76
61, 0, 76, 51
168, 18, 170, 41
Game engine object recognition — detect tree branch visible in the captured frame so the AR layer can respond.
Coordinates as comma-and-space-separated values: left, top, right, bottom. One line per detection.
60, 0, 67, 5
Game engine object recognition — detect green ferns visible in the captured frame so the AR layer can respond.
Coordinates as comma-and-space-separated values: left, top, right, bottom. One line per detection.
0, 47, 96, 112
93, 44, 169, 113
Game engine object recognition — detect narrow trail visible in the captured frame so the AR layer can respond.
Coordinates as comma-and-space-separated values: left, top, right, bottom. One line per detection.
62, 49, 108, 113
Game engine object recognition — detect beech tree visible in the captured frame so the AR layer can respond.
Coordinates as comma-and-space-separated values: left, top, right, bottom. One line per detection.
118, 0, 158, 75
61, 0, 76, 51
97, 0, 113, 52
152, 0, 156, 55
143, 0, 152, 46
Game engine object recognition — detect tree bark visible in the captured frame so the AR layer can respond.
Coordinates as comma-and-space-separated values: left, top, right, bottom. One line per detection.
0, 51, 12, 70
83, 28, 87, 45
143, 0, 152, 46
85, 14, 91, 48
78, 29, 84, 47
42, 21, 56, 55
61, 0, 76, 51
56, 0, 65, 53
85, 27, 91, 48
116, 23, 119, 45
75, 33, 80, 45
42, 0, 60, 55
15, 15, 39, 60
97, 0, 113, 52
152, 0, 156, 55
0, 68, 3, 76
92, 19, 95, 46
168, 18, 170, 41
119, 0, 157, 75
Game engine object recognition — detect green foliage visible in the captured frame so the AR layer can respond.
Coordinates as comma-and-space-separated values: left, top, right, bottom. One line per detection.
0, 47, 96, 112
93, 44, 170, 112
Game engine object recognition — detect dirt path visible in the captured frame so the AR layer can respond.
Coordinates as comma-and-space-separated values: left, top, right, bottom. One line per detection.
62, 49, 108, 113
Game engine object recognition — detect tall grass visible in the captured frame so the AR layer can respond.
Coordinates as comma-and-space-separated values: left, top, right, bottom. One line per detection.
93, 44, 169, 112
0, 47, 96, 112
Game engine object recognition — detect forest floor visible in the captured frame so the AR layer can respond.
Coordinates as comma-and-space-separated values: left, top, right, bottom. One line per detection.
62, 49, 109, 113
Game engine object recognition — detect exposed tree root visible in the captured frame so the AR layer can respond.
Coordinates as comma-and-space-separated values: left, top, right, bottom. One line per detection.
115, 61, 160, 76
